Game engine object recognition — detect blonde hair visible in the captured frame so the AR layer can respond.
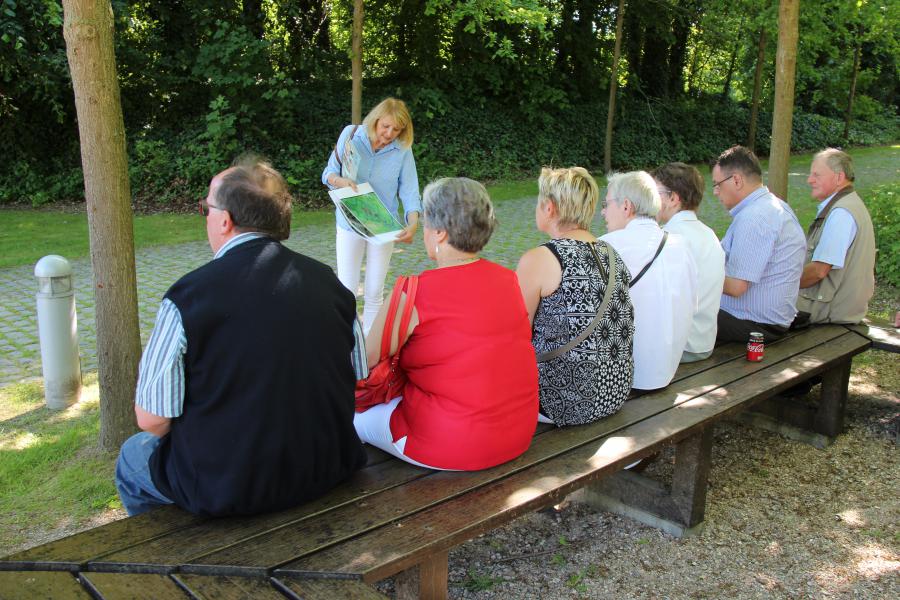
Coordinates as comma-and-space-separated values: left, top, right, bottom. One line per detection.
363, 98, 414, 149
538, 166, 599, 230
606, 171, 660, 218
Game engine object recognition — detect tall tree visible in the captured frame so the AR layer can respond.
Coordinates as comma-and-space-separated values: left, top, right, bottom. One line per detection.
746, 25, 768, 150
62, 0, 141, 450
768, 0, 799, 201
604, 0, 625, 173
842, 21, 863, 144
352, 0, 363, 123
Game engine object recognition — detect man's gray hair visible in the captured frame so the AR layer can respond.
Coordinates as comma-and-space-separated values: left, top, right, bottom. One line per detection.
423, 177, 497, 253
606, 171, 660, 218
814, 148, 855, 182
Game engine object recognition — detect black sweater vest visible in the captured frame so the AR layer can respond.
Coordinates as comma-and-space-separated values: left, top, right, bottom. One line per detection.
150, 238, 365, 516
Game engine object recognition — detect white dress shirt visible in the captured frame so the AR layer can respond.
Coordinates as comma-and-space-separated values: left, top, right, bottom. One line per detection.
601, 218, 698, 390
663, 210, 725, 355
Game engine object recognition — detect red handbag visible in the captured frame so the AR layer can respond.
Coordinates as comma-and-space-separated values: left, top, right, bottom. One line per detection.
355, 275, 419, 412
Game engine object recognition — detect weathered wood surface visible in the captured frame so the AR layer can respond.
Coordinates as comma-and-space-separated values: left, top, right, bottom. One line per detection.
79, 572, 187, 599
273, 575, 389, 599
183, 327, 848, 577
0, 324, 870, 596
847, 321, 900, 353
279, 329, 868, 581
173, 573, 287, 599
0, 571, 91, 599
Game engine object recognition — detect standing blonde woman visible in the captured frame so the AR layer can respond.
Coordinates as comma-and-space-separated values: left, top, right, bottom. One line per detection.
323, 98, 421, 332
517, 167, 634, 426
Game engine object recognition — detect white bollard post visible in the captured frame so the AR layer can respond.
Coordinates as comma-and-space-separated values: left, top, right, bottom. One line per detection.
34, 255, 82, 409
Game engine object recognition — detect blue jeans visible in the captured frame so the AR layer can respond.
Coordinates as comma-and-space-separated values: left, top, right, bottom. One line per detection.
115, 432, 174, 516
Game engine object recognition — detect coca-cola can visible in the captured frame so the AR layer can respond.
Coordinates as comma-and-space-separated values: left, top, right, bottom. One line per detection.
747, 332, 765, 361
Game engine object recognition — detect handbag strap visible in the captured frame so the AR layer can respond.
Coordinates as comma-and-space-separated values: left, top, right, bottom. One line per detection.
395, 275, 419, 350
537, 242, 618, 363
629, 231, 668, 287
333, 124, 360, 168
379, 275, 407, 361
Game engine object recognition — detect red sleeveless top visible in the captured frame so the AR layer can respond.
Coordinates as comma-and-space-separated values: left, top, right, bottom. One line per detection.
390, 259, 538, 470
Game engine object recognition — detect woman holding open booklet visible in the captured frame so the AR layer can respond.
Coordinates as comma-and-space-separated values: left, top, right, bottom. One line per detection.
322, 98, 422, 333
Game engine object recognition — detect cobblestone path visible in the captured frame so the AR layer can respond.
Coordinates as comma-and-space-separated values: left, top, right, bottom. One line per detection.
0, 194, 573, 387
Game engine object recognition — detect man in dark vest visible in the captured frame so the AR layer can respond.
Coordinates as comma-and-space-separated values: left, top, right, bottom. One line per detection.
115, 158, 367, 516
796, 148, 876, 325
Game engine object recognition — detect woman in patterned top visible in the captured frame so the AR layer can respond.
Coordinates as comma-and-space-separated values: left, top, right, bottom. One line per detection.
517, 167, 634, 426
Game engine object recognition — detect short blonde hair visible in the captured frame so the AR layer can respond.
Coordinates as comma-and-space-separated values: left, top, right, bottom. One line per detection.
538, 166, 599, 229
606, 171, 660, 218
363, 98, 414, 149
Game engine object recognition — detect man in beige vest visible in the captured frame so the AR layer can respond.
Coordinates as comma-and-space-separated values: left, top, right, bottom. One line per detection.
796, 148, 876, 324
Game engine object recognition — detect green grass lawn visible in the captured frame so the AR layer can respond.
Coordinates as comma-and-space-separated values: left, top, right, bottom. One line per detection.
0, 146, 897, 269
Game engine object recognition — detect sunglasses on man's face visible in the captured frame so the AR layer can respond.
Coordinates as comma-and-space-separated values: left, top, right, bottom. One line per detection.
199, 199, 223, 217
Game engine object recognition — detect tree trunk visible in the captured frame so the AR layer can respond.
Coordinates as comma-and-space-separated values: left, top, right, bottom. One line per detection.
351, 0, 364, 124
62, 0, 141, 450
604, 0, 625, 174
746, 26, 768, 150
842, 24, 862, 144
768, 0, 799, 202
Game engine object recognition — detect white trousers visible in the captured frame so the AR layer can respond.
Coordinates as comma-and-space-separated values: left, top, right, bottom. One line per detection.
336, 226, 395, 334
353, 397, 452, 471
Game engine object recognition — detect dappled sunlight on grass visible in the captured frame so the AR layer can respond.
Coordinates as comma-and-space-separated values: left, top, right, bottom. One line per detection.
813, 542, 900, 590
0, 370, 120, 552
837, 509, 866, 528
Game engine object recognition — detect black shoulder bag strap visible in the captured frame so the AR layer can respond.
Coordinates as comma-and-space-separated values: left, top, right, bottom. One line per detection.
333, 124, 360, 168
537, 242, 618, 363
628, 231, 668, 287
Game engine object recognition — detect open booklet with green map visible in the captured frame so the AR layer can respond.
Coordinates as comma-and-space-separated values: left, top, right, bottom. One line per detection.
328, 183, 404, 245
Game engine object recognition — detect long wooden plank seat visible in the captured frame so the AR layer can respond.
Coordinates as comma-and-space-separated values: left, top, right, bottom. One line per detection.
0, 324, 872, 599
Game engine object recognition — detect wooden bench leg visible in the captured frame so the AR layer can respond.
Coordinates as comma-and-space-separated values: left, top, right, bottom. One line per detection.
394, 550, 448, 600
576, 427, 713, 538
736, 359, 852, 448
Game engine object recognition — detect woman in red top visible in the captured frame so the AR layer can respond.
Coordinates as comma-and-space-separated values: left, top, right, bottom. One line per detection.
354, 177, 539, 470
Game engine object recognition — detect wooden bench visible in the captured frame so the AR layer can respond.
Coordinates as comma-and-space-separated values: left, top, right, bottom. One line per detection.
0, 324, 872, 599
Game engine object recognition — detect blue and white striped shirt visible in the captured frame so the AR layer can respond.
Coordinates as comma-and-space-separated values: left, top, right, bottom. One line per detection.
720, 186, 807, 327
136, 233, 368, 418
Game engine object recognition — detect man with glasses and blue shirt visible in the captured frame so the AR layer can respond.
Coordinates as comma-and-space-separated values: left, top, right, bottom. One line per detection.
712, 145, 806, 343
115, 158, 367, 517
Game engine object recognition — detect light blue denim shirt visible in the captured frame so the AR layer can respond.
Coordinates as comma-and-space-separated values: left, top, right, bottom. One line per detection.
322, 124, 422, 231
720, 186, 807, 327
810, 194, 857, 268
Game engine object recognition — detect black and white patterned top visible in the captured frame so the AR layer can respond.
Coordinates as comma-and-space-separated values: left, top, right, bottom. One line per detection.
532, 238, 635, 426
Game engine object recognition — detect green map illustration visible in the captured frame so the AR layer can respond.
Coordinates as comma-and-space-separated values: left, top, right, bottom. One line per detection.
343, 192, 403, 234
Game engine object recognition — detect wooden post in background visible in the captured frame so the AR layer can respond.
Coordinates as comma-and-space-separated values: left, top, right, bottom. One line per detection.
603, 0, 625, 174
351, 0, 364, 124
63, 0, 141, 450
768, 0, 799, 201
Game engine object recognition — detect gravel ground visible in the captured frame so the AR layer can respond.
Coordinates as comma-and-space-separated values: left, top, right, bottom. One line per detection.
374, 349, 898, 600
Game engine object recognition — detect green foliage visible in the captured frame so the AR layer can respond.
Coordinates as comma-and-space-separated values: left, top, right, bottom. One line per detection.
867, 183, 900, 287
462, 568, 506, 592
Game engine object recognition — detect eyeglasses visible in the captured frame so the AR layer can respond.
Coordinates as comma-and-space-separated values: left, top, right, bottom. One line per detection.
657, 187, 672, 197
712, 174, 735, 189
199, 199, 223, 216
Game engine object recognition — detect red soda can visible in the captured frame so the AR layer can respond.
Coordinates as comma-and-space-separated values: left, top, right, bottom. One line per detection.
747, 332, 765, 361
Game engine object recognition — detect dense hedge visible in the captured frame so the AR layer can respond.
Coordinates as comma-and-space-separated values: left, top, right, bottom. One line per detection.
867, 183, 900, 288
1, 82, 897, 209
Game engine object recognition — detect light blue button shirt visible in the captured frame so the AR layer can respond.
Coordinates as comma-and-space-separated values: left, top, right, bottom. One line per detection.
720, 186, 807, 327
322, 125, 422, 231
136, 233, 367, 418
810, 194, 857, 269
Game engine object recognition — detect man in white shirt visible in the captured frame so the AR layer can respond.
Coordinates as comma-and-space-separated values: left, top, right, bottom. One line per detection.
600, 171, 698, 390
652, 162, 725, 362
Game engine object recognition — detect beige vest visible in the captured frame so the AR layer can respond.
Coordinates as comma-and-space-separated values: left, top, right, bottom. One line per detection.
797, 187, 875, 323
